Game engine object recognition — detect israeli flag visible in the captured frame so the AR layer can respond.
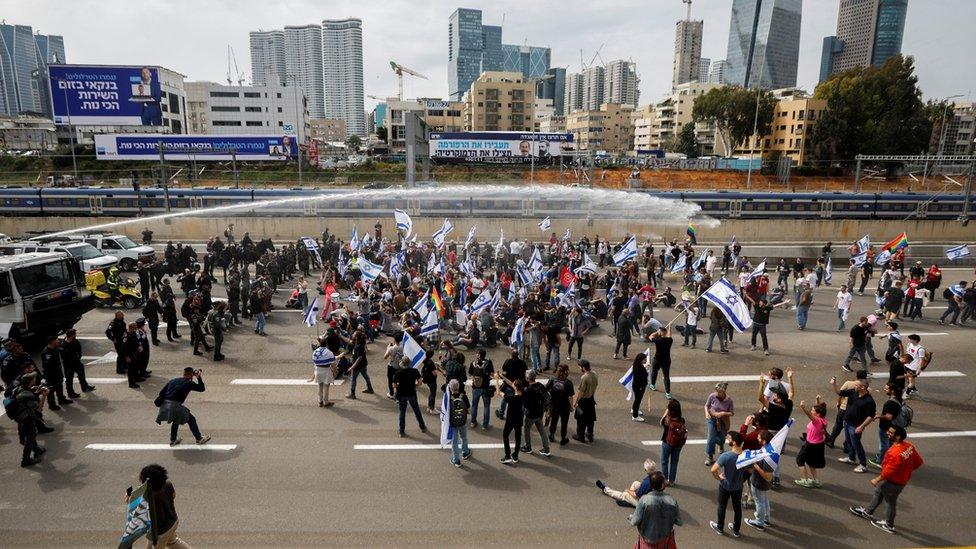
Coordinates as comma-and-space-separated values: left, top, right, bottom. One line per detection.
824, 257, 833, 283
349, 227, 360, 252
303, 297, 320, 327
670, 253, 687, 273
460, 259, 477, 279
394, 209, 413, 235
508, 283, 516, 303
875, 249, 892, 266
946, 244, 971, 261
852, 250, 867, 267
612, 235, 638, 266
489, 288, 501, 311
465, 226, 477, 248
737, 418, 794, 470
563, 228, 572, 241
857, 235, 871, 254
702, 278, 753, 332
528, 247, 544, 272
434, 256, 445, 276
426, 253, 437, 274
692, 249, 708, 270
420, 307, 439, 336
359, 258, 384, 282
402, 331, 426, 369
538, 216, 551, 231
950, 284, 965, 298
606, 277, 619, 299
390, 253, 405, 280
439, 390, 453, 448
618, 366, 634, 401
730, 235, 737, 247
362, 232, 374, 248
516, 264, 534, 286
512, 316, 526, 349
575, 252, 598, 276
432, 218, 455, 247
412, 289, 430, 316
749, 259, 767, 279
337, 248, 347, 277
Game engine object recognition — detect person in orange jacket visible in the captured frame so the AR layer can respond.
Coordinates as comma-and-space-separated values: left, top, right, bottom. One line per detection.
849, 425, 923, 534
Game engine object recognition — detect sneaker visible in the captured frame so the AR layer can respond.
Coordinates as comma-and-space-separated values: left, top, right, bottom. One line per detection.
811, 480, 823, 488
362, 388, 375, 394
461, 451, 471, 460
794, 478, 813, 488
512, 458, 519, 464
539, 450, 551, 457
705, 457, 715, 466
649, 384, 656, 391
196, 435, 211, 445
346, 393, 357, 400
842, 364, 854, 372
495, 410, 505, 420
169, 437, 183, 447
764, 350, 770, 356
521, 446, 533, 454
771, 479, 781, 489
848, 507, 874, 520
750, 345, 757, 351
705, 348, 712, 353
838, 456, 855, 464
870, 358, 881, 363
872, 520, 895, 534
708, 522, 724, 536
595, 479, 607, 491
665, 393, 672, 400
386, 393, 394, 400
501, 457, 514, 465
746, 518, 766, 531
853, 465, 867, 473
632, 416, 645, 422
728, 524, 741, 538
720, 349, 729, 354
452, 460, 462, 468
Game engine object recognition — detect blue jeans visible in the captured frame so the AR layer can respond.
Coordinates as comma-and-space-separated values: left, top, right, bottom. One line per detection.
545, 345, 560, 369
845, 421, 867, 466
796, 306, 809, 328
837, 308, 847, 330
170, 412, 202, 442
255, 312, 266, 334
471, 387, 491, 428
875, 425, 892, 462
529, 345, 542, 372
683, 323, 697, 346
451, 423, 469, 464
706, 328, 726, 351
350, 367, 373, 395
706, 417, 726, 460
753, 487, 770, 524
661, 441, 682, 483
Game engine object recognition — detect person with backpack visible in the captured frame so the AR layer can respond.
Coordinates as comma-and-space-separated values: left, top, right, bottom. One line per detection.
520, 370, 552, 457
903, 334, 928, 397
938, 280, 967, 325
869, 383, 910, 470
8, 373, 47, 467
546, 364, 575, 446
850, 425, 924, 534
446, 379, 470, 467
660, 399, 687, 486
392, 356, 427, 438
468, 349, 494, 430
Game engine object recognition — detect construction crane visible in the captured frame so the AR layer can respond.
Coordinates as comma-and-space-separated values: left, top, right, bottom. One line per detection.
226, 45, 244, 86
389, 60, 428, 101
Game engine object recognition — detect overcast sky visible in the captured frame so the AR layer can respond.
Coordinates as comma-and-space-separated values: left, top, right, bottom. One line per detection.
7, 0, 974, 109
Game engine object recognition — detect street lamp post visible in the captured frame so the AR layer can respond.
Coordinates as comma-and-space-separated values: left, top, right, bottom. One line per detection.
293, 87, 303, 185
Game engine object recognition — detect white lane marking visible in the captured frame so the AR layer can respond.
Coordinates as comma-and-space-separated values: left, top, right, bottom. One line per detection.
229, 379, 344, 386
76, 336, 109, 341
642, 439, 708, 446
84, 352, 117, 365
666, 370, 965, 384
909, 430, 976, 439
871, 371, 965, 378
85, 378, 128, 384
906, 332, 950, 336
354, 443, 505, 450
86, 443, 237, 451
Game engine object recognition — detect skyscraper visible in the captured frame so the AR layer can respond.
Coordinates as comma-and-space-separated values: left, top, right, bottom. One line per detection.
502, 44, 551, 78
604, 60, 639, 108
448, 8, 485, 101
818, 0, 908, 82
673, 19, 703, 90
725, 0, 802, 89
708, 59, 730, 84
698, 58, 711, 83
322, 18, 365, 136
284, 25, 324, 118
249, 30, 286, 86
563, 71, 584, 114
537, 67, 566, 115
0, 23, 65, 117
581, 66, 605, 111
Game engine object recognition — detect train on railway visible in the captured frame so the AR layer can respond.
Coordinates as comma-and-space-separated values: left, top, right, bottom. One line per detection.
0, 186, 969, 221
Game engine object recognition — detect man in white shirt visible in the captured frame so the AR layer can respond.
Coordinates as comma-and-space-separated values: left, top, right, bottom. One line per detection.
705, 251, 717, 277
904, 334, 925, 397
835, 285, 853, 331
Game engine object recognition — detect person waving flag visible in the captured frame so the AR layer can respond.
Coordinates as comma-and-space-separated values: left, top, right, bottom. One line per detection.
612, 235, 638, 266
538, 216, 552, 231
702, 278, 753, 332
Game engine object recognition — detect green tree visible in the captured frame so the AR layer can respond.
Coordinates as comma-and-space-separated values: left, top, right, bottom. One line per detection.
692, 85, 776, 157
669, 122, 700, 158
346, 134, 363, 152
808, 55, 932, 163
375, 126, 388, 143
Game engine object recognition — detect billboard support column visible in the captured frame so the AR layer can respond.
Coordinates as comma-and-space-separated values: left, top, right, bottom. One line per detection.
158, 141, 170, 213
58, 82, 78, 179
232, 149, 238, 189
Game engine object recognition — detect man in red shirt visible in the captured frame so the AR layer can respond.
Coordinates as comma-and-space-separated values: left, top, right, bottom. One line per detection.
849, 426, 923, 534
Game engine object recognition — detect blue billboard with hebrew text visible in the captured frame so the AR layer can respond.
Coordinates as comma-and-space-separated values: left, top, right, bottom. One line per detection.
94, 134, 298, 161
48, 65, 163, 126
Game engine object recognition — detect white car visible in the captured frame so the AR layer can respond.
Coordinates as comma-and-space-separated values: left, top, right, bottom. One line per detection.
41, 233, 154, 271
0, 241, 118, 272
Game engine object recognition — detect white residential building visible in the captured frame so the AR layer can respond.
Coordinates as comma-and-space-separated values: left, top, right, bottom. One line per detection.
708, 59, 729, 84
603, 60, 639, 108
698, 58, 711, 83
322, 18, 366, 137
185, 81, 309, 142
248, 30, 286, 87
563, 71, 584, 114
673, 19, 703, 90
283, 25, 324, 119
632, 81, 725, 156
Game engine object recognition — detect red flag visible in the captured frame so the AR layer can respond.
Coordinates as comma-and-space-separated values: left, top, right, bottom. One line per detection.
559, 266, 578, 289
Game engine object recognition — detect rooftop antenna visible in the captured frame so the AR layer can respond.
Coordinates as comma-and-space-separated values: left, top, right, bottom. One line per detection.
683, 0, 693, 21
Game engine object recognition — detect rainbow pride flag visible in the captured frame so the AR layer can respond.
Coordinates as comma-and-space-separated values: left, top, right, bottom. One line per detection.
882, 232, 909, 252
431, 286, 446, 317
686, 225, 697, 245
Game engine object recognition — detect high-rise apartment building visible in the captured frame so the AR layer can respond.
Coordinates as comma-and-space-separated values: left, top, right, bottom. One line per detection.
698, 58, 711, 83
249, 30, 286, 86
673, 19, 703, 90
0, 23, 66, 117
462, 71, 535, 132
283, 25, 324, 118
582, 66, 605, 111
564, 60, 639, 114
322, 18, 365, 137
502, 44, 551, 78
603, 60, 639, 108
708, 59, 729, 84
632, 82, 726, 156
563, 71, 584, 115
818, 0, 908, 82
537, 67, 566, 115
725, 0, 802, 89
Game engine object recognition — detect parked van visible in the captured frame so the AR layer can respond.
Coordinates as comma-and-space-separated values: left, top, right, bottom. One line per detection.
34, 233, 154, 271
0, 241, 118, 273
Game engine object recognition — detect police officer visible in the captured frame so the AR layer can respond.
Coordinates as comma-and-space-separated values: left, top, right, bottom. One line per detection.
207, 302, 227, 362
191, 297, 212, 356
142, 292, 162, 345
135, 318, 152, 379
40, 335, 71, 410
121, 322, 142, 389
12, 373, 47, 467
60, 329, 94, 396
105, 311, 127, 375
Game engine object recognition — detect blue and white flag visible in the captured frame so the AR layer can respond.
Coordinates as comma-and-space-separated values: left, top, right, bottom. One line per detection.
359, 258, 384, 283
512, 316, 526, 349
434, 256, 446, 276
737, 418, 794, 470
852, 250, 867, 267
528, 247, 544, 273
749, 259, 767, 279
613, 235, 638, 266
575, 252, 598, 276
824, 257, 833, 284
946, 244, 971, 261
516, 264, 534, 286
469, 287, 493, 314
362, 232, 374, 249
508, 283, 516, 303
420, 307, 439, 336
692, 249, 708, 270
337, 248, 347, 277
432, 218, 455, 247
563, 228, 572, 242
303, 297, 320, 327
856, 235, 870, 254
389, 253, 405, 280
489, 288, 502, 311
538, 216, 551, 231
702, 278, 753, 333
949, 284, 965, 298
402, 332, 426, 369
300, 236, 322, 268
730, 235, 737, 247
465, 226, 477, 248
394, 209, 413, 235
875, 249, 892, 266
349, 227, 360, 252
426, 253, 437, 275
439, 390, 453, 448
458, 278, 467, 309
606, 277, 619, 299
618, 366, 634, 401
670, 253, 687, 273
412, 289, 430, 318
460, 259, 477, 279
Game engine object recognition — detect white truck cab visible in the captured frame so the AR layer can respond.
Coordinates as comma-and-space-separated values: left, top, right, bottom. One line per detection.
2, 241, 118, 273
0, 252, 95, 344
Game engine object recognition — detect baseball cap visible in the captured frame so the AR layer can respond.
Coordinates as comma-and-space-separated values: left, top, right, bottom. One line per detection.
715, 382, 729, 391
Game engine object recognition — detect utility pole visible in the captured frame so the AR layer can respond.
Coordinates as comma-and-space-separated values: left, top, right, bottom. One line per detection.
294, 87, 303, 185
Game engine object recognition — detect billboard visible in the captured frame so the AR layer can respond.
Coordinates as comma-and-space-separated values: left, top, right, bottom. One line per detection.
49, 65, 164, 126
94, 134, 298, 161
429, 132, 573, 162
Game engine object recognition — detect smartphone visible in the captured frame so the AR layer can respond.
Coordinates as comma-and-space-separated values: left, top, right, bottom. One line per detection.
126, 486, 133, 497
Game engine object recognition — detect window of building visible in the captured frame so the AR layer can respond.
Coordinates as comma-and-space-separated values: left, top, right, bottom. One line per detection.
246, 121, 263, 126
212, 106, 240, 112
244, 92, 261, 98
276, 93, 282, 98
244, 106, 262, 113
210, 91, 239, 98
277, 107, 282, 113
213, 120, 242, 126
168, 93, 180, 114
278, 121, 283, 127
